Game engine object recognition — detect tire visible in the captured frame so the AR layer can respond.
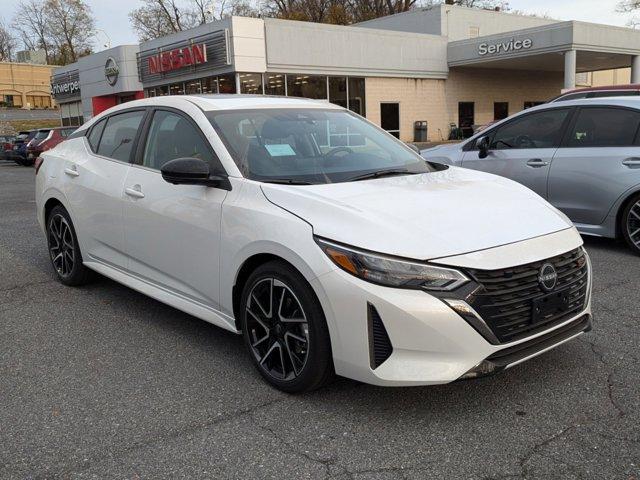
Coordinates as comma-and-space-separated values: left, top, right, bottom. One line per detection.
621, 193, 640, 256
46, 205, 93, 286
240, 260, 334, 393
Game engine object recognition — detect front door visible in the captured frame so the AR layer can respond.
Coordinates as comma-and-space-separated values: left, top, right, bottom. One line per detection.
461, 107, 572, 198
549, 106, 640, 225
122, 108, 229, 310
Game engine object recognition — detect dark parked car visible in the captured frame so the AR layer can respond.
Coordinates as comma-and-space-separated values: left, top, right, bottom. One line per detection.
26, 127, 76, 161
12, 130, 37, 165
0, 135, 15, 159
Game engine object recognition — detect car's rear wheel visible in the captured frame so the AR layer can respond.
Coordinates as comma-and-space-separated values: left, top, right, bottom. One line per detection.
240, 261, 334, 393
622, 193, 640, 255
47, 205, 93, 286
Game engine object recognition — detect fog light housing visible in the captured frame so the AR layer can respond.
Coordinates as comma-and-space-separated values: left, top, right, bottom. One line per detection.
458, 360, 499, 380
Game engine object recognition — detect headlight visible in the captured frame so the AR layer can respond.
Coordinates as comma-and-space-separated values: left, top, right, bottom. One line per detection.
315, 237, 469, 291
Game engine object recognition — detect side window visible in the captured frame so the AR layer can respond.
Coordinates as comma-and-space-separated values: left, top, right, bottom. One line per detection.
567, 107, 640, 148
87, 119, 106, 152
141, 110, 215, 171
96, 111, 145, 161
490, 109, 570, 150
587, 91, 638, 99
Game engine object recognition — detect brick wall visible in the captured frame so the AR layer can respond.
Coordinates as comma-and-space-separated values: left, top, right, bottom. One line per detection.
365, 68, 564, 142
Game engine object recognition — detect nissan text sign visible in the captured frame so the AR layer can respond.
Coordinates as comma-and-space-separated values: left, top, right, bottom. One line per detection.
148, 44, 207, 74
478, 38, 533, 56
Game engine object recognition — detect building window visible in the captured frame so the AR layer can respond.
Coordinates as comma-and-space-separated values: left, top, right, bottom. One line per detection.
61, 101, 83, 126
2, 95, 21, 108
239, 73, 263, 94
169, 83, 184, 95
287, 74, 327, 100
348, 77, 366, 116
264, 74, 285, 95
145, 88, 156, 98
380, 102, 400, 138
185, 79, 202, 94
329, 77, 347, 108
458, 102, 475, 138
494, 102, 509, 121
156, 85, 169, 96
218, 74, 236, 94
26, 95, 52, 108
202, 77, 219, 94
524, 101, 544, 109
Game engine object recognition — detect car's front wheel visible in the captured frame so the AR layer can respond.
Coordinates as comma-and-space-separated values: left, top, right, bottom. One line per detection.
240, 261, 334, 393
47, 205, 93, 286
621, 193, 640, 256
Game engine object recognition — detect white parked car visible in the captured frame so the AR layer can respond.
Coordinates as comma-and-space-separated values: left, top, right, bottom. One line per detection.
35, 95, 592, 392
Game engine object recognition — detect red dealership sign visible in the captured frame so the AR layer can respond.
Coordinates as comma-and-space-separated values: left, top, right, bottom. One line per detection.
148, 44, 207, 74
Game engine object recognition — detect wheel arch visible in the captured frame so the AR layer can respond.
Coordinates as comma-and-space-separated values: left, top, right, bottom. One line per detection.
615, 187, 640, 238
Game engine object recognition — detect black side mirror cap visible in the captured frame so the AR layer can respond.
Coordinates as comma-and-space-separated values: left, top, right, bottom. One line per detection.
161, 157, 231, 190
477, 136, 490, 159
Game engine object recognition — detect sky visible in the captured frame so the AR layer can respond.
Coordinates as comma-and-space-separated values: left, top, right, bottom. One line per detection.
0, 0, 633, 52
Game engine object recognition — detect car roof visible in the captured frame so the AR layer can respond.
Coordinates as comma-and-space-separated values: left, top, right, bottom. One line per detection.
563, 83, 640, 94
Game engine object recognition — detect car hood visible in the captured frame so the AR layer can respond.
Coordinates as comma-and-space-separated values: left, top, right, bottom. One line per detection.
261, 167, 572, 260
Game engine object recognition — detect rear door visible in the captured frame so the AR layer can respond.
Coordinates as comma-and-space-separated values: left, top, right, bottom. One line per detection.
548, 106, 640, 225
63, 109, 147, 270
461, 107, 573, 198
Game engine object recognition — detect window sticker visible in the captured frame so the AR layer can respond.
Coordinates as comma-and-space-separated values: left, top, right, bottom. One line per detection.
265, 144, 296, 156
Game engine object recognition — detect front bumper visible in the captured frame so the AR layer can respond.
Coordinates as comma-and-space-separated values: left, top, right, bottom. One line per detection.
310, 229, 592, 387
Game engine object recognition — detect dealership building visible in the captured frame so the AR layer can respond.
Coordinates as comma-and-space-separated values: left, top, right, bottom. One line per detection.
52, 4, 640, 141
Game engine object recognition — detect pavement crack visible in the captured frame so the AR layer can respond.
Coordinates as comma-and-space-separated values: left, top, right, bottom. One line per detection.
581, 338, 626, 418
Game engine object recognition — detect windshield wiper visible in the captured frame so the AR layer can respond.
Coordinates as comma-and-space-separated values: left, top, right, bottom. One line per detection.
261, 178, 313, 185
347, 169, 415, 182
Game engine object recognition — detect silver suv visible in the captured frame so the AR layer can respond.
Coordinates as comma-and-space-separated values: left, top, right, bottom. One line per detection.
421, 98, 640, 255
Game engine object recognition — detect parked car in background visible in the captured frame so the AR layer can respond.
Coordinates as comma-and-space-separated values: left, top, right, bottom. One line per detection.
36, 95, 592, 392
421, 97, 640, 255
26, 127, 75, 162
0, 135, 15, 159
551, 83, 640, 102
23, 129, 52, 165
12, 130, 37, 165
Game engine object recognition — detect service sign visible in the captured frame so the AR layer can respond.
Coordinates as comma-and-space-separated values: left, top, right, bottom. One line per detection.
148, 44, 207, 74
478, 38, 533, 56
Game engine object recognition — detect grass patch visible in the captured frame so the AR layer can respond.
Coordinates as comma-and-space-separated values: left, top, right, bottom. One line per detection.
0, 119, 62, 135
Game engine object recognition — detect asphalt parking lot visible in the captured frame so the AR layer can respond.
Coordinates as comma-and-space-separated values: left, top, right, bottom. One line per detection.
1, 161, 638, 479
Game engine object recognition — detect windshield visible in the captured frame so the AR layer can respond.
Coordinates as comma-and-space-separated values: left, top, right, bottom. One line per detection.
207, 108, 433, 184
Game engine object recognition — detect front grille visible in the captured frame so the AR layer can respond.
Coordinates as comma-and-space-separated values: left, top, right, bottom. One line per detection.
367, 304, 393, 369
466, 247, 589, 343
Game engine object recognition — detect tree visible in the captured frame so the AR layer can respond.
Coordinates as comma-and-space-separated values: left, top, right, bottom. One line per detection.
617, 0, 640, 27
12, 0, 53, 63
12, 0, 95, 65
129, 0, 259, 41
0, 19, 17, 61
47, 0, 95, 64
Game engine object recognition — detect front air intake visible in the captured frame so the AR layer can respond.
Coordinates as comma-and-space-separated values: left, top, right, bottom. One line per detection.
367, 304, 393, 369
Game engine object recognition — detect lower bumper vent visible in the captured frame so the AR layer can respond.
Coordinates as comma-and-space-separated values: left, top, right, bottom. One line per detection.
367, 304, 393, 369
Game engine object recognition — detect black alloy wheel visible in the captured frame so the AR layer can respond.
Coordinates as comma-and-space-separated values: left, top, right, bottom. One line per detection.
240, 261, 334, 393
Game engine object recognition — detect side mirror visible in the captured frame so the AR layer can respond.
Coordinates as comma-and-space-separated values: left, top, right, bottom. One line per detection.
477, 136, 490, 159
161, 157, 231, 190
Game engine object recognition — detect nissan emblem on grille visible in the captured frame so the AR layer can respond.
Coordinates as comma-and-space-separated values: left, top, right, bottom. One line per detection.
538, 263, 558, 292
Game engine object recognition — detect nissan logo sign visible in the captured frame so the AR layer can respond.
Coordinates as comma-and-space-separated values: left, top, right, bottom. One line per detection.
538, 263, 558, 292
104, 57, 119, 86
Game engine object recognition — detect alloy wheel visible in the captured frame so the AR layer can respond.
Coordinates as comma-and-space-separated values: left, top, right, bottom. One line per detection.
628, 200, 640, 250
245, 278, 310, 381
48, 213, 75, 278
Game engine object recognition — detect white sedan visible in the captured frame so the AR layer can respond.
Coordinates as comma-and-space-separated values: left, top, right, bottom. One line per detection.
35, 95, 592, 392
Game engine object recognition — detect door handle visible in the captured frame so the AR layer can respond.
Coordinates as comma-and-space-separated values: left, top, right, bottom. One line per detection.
124, 186, 145, 199
526, 158, 549, 168
64, 166, 79, 177
622, 158, 640, 168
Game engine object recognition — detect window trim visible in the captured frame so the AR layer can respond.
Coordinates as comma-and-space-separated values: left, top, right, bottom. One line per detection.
465, 107, 575, 152
559, 105, 640, 149
134, 106, 227, 176
85, 107, 150, 163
